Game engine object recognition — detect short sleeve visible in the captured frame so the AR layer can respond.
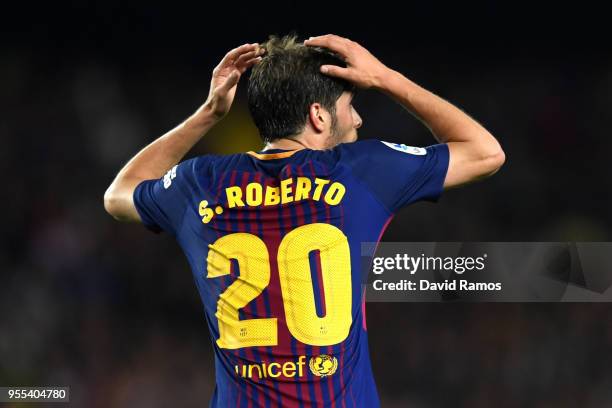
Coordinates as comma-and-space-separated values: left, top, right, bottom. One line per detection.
133, 157, 204, 235
339, 140, 450, 213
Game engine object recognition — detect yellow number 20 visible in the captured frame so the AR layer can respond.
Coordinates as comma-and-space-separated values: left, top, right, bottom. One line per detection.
206, 223, 352, 349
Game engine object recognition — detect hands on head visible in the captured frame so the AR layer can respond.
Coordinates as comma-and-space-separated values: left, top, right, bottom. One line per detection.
206, 34, 390, 120
206, 43, 266, 119
303, 34, 390, 90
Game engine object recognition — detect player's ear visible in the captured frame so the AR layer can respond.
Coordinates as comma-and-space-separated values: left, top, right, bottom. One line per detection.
308, 102, 327, 133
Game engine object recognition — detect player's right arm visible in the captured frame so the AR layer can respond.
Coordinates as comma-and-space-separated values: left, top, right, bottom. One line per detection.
304, 34, 505, 189
104, 43, 264, 223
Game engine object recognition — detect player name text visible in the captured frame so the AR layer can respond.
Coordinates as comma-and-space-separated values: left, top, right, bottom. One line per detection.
225, 177, 346, 208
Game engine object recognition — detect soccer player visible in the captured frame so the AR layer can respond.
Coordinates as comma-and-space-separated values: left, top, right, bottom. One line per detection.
104, 34, 504, 407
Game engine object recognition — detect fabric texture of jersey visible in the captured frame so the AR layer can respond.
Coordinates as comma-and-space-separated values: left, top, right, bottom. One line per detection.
133, 139, 450, 408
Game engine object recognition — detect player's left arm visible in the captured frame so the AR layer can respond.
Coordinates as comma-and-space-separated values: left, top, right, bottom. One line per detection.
305, 34, 505, 190
103, 43, 264, 222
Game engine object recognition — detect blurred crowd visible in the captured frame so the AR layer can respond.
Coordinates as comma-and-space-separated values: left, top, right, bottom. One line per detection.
2, 6, 612, 407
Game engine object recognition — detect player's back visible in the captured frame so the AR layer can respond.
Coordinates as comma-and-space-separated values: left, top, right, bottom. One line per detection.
133, 139, 449, 407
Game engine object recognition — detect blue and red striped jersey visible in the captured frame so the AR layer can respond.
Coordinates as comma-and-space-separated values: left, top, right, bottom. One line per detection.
133, 139, 449, 407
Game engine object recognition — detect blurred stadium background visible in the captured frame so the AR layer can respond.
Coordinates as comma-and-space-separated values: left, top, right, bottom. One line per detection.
2, 3, 611, 407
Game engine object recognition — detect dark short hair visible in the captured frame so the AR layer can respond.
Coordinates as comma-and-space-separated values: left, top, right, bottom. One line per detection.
247, 34, 355, 143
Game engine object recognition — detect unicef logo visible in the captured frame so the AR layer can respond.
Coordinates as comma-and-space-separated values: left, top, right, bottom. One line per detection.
308, 354, 338, 377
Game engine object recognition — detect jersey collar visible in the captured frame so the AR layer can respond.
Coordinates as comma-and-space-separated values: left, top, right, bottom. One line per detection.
246, 149, 301, 160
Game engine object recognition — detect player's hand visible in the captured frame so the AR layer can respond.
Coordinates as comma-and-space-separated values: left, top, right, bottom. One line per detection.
304, 34, 390, 90
205, 43, 265, 119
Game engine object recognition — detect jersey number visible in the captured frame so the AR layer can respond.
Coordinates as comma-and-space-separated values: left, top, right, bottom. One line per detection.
206, 223, 352, 349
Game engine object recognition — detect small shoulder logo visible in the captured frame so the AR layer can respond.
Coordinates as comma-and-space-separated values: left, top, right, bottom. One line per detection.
163, 165, 178, 189
309, 354, 338, 377
381, 141, 427, 156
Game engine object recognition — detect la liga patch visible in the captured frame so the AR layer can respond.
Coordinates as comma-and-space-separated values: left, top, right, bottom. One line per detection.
380, 141, 427, 156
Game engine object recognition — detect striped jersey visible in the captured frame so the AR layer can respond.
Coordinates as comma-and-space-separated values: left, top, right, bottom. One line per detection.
133, 139, 449, 407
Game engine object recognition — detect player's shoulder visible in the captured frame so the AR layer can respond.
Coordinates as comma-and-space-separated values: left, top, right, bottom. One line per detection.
331, 139, 447, 167
173, 154, 216, 178
183, 152, 246, 173
322, 139, 425, 166
333, 138, 382, 153
167, 154, 227, 191
310, 139, 379, 160
296, 139, 398, 171
333, 139, 429, 156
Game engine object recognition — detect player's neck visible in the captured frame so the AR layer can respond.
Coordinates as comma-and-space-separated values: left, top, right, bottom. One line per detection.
262, 137, 310, 152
